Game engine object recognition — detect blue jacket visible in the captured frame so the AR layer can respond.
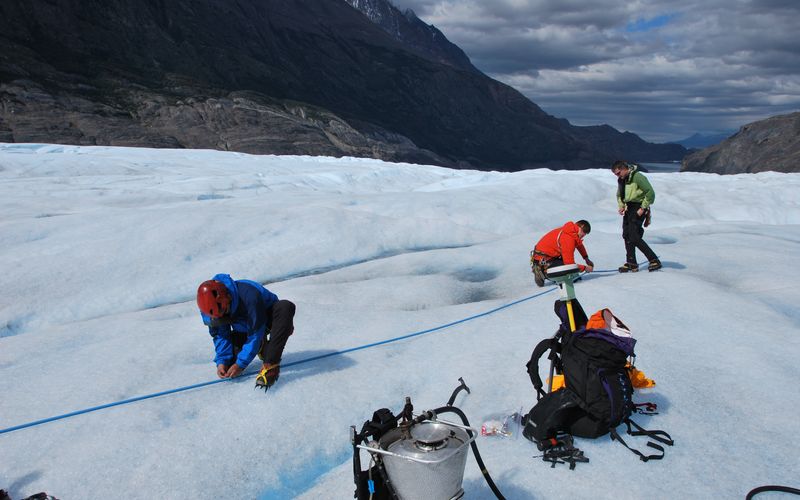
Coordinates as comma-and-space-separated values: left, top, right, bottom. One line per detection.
200, 274, 278, 369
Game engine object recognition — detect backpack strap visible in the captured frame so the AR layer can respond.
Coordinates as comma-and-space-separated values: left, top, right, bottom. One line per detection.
609, 418, 674, 462
527, 337, 558, 399
625, 418, 674, 446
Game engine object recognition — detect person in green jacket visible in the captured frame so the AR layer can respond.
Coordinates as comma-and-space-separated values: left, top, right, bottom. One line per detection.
612, 161, 662, 272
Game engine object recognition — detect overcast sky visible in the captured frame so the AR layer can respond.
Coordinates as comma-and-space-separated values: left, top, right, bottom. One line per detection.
395, 0, 800, 143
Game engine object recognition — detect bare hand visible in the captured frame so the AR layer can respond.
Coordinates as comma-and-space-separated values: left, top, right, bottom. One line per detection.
618, 207, 626, 215
637, 208, 644, 217
225, 364, 244, 378
584, 264, 594, 273
216, 364, 228, 379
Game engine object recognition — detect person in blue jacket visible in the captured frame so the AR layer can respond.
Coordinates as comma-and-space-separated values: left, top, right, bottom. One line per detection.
196, 273, 296, 391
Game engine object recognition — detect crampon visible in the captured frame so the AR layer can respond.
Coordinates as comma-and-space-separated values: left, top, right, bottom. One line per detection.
255, 363, 280, 392
535, 433, 589, 470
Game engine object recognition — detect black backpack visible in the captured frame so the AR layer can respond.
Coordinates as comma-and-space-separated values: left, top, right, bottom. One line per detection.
523, 299, 673, 462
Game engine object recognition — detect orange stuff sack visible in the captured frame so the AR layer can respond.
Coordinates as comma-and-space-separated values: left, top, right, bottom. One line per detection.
627, 365, 656, 389
546, 374, 566, 391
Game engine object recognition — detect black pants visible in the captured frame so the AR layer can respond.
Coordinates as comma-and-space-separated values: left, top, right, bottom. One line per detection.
622, 202, 657, 264
231, 300, 296, 365
532, 248, 564, 269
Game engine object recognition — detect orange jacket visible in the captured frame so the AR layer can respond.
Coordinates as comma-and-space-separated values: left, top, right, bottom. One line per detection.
533, 221, 588, 270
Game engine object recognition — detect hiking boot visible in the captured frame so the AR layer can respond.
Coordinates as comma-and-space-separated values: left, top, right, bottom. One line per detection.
255, 363, 280, 392
648, 259, 662, 272
532, 263, 546, 287
618, 262, 639, 273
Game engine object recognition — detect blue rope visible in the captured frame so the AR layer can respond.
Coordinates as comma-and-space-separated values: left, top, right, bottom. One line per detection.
1, 264, 644, 436
0, 286, 559, 435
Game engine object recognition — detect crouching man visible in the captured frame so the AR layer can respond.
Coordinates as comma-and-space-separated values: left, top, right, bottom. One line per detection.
196, 274, 295, 391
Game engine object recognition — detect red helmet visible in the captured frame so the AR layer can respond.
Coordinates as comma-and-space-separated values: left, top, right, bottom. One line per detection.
197, 280, 231, 318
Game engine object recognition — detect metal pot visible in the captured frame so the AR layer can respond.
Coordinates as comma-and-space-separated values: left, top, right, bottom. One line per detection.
372, 419, 475, 500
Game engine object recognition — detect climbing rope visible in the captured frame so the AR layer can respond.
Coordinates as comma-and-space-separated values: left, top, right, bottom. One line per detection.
0, 283, 573, 435
0, 264, 637, 435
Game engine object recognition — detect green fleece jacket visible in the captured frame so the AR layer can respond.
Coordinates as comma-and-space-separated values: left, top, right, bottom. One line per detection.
617, 165, 655, 210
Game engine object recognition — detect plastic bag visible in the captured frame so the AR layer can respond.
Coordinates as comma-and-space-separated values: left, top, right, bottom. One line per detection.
481, 409, 523, 438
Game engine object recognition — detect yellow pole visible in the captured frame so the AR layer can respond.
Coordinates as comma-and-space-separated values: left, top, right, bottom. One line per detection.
565, 299, 576, 332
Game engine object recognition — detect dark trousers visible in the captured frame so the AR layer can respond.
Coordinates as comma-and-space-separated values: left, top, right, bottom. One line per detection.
532, 249, 564, 269
231, 299, 296, 366
622, 202, 657, 263
534, 256, 564, 269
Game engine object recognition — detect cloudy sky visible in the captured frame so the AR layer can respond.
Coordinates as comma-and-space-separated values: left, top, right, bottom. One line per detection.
395, 0, 800, 143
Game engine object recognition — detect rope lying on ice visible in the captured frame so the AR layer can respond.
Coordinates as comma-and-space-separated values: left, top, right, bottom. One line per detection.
0, 265, 628, 435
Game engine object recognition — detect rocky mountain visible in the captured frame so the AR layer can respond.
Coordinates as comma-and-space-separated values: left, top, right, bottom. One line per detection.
0, 0, 686, 170
681, 112, 800, 174
343, 0, 479, 74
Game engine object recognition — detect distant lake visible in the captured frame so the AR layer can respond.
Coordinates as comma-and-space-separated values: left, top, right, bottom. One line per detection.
640, 162, 681, 173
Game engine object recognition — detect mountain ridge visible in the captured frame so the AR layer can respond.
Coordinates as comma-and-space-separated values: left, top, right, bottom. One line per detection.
0, 0, 687, 170
343, 0, 479, 74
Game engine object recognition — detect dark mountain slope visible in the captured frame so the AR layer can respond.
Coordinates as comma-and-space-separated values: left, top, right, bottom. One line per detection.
0, 0, 685, 169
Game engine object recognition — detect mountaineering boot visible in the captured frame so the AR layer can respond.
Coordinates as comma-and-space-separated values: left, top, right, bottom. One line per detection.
648, 259, 662, 272
618, 262, 639, 273
255, 363, 280, 392
533, 263, 546, 287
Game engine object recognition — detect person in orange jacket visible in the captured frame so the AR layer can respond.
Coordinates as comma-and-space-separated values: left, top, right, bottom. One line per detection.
530, 220, 594, 287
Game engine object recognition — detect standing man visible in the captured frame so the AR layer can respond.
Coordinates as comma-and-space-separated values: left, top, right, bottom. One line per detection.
196, 273, 296, 391
530, 220, 594, 287
612, 161, 662, 272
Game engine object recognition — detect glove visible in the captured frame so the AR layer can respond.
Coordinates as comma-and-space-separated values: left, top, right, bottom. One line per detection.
255, 363, 280, 392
